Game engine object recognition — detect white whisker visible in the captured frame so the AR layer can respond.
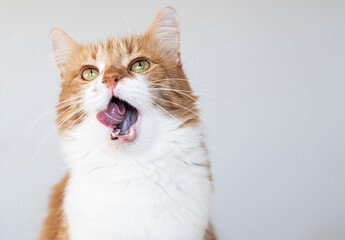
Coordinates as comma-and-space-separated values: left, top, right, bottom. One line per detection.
10, 96, 83, 154
138, 94, 187, 127
148, 84, 244, 110
150, 78, 215, 91
62, 111, 87, 137
152, 96, 232, 143
30, 107, 84, 166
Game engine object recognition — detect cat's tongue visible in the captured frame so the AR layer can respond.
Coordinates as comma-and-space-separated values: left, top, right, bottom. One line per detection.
96, 101, 126, 128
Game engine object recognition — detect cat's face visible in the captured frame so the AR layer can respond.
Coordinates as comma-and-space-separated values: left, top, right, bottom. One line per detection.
51, 8, 198, 152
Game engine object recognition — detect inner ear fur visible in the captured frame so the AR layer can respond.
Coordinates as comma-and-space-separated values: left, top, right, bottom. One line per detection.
144, 7, 181, 61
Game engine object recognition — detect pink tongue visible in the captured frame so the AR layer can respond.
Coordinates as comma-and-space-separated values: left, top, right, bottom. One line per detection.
96, 101, 126, 128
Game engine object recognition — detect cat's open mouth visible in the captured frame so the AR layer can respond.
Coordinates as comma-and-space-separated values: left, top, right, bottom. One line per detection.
96, 97, 139, 142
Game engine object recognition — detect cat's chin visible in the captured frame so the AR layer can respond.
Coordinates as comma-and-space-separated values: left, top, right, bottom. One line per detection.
96, 96, 140, 143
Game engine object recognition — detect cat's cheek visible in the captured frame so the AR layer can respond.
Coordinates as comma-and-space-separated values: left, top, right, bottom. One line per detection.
82, 77, 112, 113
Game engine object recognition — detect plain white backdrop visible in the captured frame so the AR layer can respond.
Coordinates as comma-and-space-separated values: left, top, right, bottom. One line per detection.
1, 0, 345, 239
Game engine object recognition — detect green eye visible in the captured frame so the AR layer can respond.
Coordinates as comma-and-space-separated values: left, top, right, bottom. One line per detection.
81, 67, 99, 81
130, 60, 150, 73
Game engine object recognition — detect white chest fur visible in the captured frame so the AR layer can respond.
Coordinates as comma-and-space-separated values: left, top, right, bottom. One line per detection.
62, 120, 212, 240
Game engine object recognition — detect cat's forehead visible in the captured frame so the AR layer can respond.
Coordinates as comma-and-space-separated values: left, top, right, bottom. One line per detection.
86, 37, 145, 69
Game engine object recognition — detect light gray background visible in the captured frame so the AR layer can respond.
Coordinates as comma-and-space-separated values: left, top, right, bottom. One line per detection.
1, 0, 345, 239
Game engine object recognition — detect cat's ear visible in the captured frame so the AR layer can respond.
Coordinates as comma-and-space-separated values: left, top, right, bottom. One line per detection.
145, 7, 181, 61
49, 28, 81, 72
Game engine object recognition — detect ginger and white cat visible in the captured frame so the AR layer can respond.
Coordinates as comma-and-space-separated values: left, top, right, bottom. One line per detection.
40, 7, 216, 240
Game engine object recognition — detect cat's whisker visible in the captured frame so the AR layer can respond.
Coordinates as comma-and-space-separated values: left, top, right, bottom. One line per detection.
121, 14, 135, 49
56, 100, 83, 111
137, 94, 187, 127
62, 111, 87, 137
133, 93, 162, 121
148, 85, 206, 110
135, 100, 157, 121
151, 96, 232, 143
150, 78, 215, 91
30, 108, 84, 166
121, 14, 132, 39
150, 77, 248, 112
149, 83, 221, 116
147, 86, 220, 122
56, 108, 85, 130
149, 86, 193, 93
146, 98, 188, 128
34, 96, 83, 124
56, 96, 84, 108
147, 102, 162, 120
10, 97, 83, 154
151, 101, 187, 128
56, 96, 83, 106
149, 87, 196, 99
148, 86, 244, 110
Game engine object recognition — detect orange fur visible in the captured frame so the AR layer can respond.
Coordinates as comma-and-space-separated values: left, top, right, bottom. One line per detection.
204, 223, 217, 240
39, 175, 69, 240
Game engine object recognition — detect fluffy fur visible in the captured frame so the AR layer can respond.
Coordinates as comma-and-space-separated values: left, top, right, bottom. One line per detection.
40, 7, 216, 240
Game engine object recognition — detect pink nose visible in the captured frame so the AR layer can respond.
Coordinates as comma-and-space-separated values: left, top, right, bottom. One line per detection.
103, 73, 121, 89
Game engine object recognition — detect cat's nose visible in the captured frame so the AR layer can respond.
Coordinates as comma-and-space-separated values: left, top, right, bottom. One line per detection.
102, 73, 121, 89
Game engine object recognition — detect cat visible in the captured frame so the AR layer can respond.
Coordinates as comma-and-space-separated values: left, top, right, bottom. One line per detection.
39, 7, 216, 240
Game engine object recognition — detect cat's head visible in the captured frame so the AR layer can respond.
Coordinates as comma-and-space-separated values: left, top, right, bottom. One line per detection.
51, 7, 199, 152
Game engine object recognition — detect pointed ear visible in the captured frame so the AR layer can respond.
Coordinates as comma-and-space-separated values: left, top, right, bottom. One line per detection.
145, 7, 181, 61
49, 28, 81, 72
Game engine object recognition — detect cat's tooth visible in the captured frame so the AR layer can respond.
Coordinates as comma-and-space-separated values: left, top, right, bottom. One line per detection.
110, 129, 120, 139
110, 131, 116, 139
127, 126, 135, 138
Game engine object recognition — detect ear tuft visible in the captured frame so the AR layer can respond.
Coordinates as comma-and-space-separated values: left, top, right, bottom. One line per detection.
146, 7, 180, 59
49, 28, 80, 71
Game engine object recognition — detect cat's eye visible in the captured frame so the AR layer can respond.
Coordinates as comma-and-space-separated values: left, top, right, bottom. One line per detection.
130, 60, 150, 73
81, 67, 99, 81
